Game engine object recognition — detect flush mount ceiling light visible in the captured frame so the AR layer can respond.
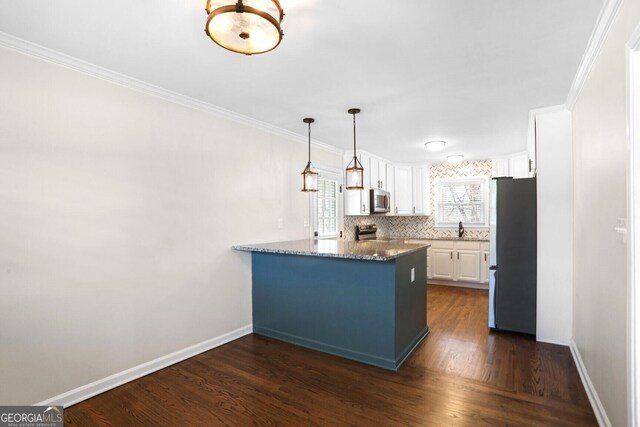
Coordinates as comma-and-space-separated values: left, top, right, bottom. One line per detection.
205, 0, 284, 55
446, 155, 465, 163
425, 140, 446, 152
301, 118, 318, 192
345, 108, 364, 190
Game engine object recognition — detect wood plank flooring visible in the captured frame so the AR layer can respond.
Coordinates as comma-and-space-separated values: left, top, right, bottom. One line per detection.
64, 285, 596, 426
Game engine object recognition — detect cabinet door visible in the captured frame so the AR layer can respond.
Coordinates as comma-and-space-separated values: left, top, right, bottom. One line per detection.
492, 159, 510, 178
510, 153, 529, 179
370, 157, 379, 190
379, 160, 387, 190
412, 165, 428, 215
360, 153, 371, 214
481, 250, 490, 283
387, 164, 395, 213
395, 166, 412, 215
455, 250, 481, 282
432, 249, 454, 280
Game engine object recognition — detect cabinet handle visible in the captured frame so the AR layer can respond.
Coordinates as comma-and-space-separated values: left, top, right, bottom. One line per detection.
395, 206, 398, 214
413, 206, 416, 214
484, 253, 487, 262
362, 204, 365, 212
450, 252, 452, 259
457, 252, 459, 260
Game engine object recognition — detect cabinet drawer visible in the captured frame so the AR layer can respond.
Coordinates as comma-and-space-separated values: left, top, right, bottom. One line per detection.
480, 241, 489, 251
431, 240, 455, 249
456, 241, 481, 250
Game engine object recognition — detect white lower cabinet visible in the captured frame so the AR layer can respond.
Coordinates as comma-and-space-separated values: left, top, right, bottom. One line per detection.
431, 240, 454, 280
426, 240, 490, 285
432, 249, 454, 280
455, 250, 481, 282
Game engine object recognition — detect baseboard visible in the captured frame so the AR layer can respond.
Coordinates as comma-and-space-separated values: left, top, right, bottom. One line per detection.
569, 339, 612, 427
36, 324, 253, 408
536, 336, 570, 346
428, 280, 488, 290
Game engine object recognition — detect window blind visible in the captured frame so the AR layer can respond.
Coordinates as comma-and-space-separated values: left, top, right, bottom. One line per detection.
317, 178, 338, 237
435, 177, 489, 227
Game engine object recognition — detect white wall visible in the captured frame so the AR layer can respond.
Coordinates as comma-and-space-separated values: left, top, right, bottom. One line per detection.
536, 108, 573, 345
572, 0, 640, 425
0, 45, 342, 404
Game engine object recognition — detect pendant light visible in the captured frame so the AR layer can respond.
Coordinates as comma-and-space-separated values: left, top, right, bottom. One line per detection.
345, 108, 364, 190
205, 0, 284, 56
301, 118, 318, 192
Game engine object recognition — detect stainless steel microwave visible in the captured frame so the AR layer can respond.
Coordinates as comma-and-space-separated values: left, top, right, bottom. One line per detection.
370, 188, 390, 214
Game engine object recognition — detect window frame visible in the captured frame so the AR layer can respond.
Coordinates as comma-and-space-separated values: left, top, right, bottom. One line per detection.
433, 176, 490, 229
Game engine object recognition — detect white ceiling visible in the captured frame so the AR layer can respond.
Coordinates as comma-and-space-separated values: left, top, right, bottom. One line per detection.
0, 0, 603, 162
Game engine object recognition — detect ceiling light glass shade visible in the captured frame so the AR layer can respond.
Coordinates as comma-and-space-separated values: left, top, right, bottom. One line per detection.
346, 157, 364, 190
301, 162, 318, 192
425, 140, 446, 152
205, 0, 284, 55
447, 155, 465, 163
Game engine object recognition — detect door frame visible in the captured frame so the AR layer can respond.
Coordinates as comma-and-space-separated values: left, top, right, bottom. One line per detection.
626, 22, 640, 427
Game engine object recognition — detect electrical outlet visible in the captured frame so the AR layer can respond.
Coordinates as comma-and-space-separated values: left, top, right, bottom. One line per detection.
411, 268, 415, 283
303, 218, 309, 227
277, 218, 283, 229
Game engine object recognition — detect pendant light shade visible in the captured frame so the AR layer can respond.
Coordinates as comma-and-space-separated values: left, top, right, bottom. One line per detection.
346, 108, 364, 190
205, 0, 284, 55
301, 118, 318, 192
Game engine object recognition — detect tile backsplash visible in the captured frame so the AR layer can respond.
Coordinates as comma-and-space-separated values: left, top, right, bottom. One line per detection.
344, 160, 492, 241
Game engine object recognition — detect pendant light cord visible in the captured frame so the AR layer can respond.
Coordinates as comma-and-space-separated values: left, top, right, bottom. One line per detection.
352, 112, 357, 157
308, 121, 311, 163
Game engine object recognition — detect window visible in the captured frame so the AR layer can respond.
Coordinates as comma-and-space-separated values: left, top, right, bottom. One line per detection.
316, 177, 339, 238
434, 177, 489, 228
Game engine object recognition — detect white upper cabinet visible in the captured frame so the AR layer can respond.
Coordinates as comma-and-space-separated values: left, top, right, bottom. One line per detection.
343, 150, 429, 217
394, 166, 413, 215
379, 159, 388, 190
412, 165, 428, 215
387, 164, 395, 211
492, 151, 529, 179
370, 157, 380, 190
369, 157, 388, 190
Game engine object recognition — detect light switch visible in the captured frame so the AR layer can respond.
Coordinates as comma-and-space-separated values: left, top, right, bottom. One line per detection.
303, 218, 309, 227
277, 218, 283, 229
411, 267, 415, 283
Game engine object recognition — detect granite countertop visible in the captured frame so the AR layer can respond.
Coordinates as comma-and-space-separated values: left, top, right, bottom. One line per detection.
428, 237, 489, 242
233, 239, 430, 262
373, 237, 489, 243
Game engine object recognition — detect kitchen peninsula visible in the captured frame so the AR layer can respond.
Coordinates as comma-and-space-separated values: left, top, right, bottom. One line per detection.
233, 239, 430, 371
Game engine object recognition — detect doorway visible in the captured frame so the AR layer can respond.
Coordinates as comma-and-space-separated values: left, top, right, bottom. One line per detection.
310, 167, 343, 240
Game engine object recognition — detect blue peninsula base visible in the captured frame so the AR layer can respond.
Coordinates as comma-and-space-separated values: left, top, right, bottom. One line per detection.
251, 249, 429, 371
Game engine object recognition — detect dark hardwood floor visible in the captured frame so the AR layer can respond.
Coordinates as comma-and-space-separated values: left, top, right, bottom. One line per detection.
65, 285, 596, 426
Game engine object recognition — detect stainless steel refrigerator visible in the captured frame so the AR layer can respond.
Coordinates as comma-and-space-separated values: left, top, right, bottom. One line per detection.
488, 177, 537, 335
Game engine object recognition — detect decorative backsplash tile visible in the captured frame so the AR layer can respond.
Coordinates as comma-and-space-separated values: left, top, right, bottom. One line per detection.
344, 160, 492, 241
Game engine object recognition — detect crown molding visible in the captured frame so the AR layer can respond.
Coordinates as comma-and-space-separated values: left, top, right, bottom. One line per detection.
565, 0, 624, 110
0, 31, 343, 155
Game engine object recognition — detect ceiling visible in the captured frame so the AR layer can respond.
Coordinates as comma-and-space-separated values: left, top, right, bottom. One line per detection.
0, 0, 603, 163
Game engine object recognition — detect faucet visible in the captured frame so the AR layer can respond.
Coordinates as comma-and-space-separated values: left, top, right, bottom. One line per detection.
458, 221, 465, 238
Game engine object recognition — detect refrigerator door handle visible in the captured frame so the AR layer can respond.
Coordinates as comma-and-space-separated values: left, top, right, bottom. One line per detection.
489, 266, 498, 329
